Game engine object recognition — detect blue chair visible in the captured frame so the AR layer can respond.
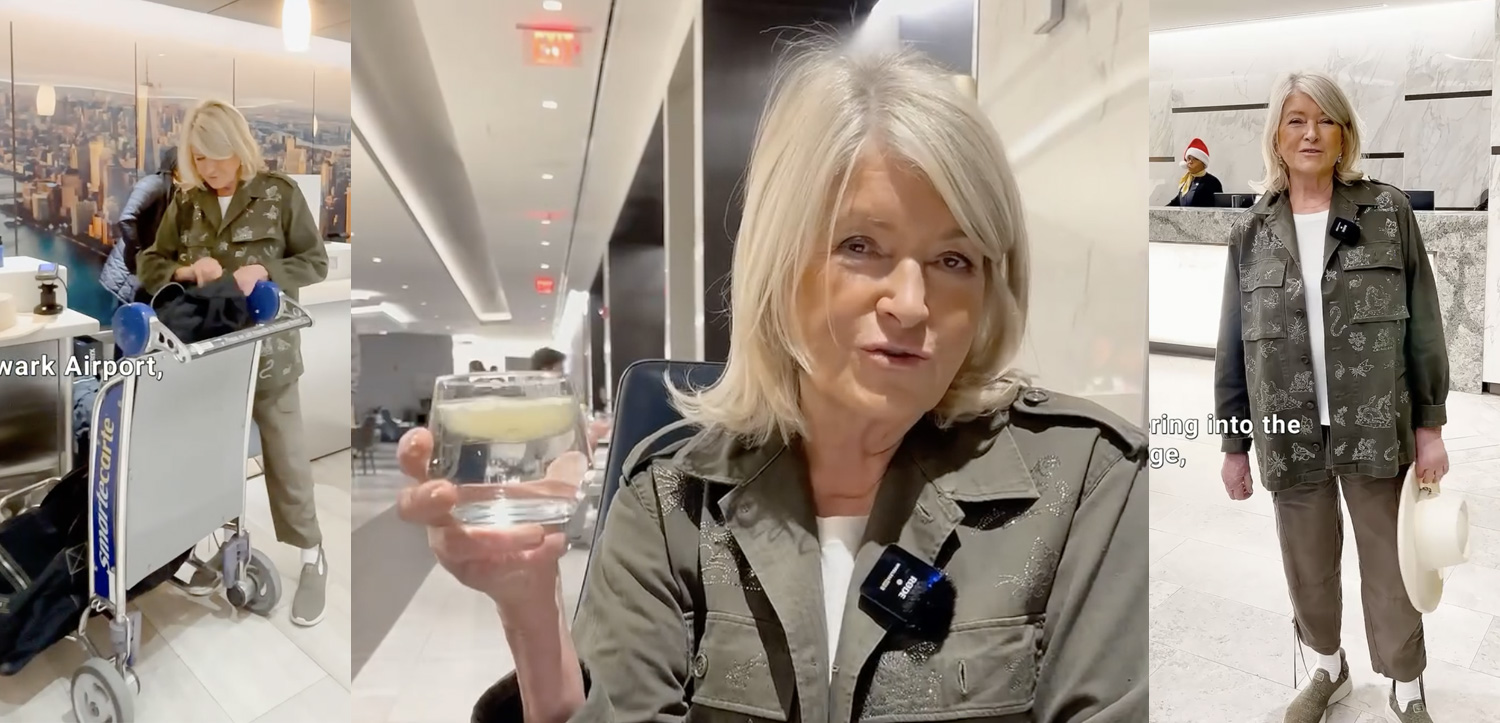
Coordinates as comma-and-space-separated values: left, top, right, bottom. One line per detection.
590, 359, 724, 549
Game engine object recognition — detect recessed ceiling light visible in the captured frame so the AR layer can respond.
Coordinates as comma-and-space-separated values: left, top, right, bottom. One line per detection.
541, 219, 551, 225
541, 263, 551, 270
401, 284, 409, 289
541, 173, 554, 180
542, 100, 558, 110
541, 241, 551, 246
543, 0, 563, 10
421, 302, 428, 306
372, 257, 382, 263
379, 331, 388, 335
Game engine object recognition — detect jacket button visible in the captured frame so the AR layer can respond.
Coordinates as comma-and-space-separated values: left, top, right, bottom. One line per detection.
692, 652, 708, 678
1312, 443, 1321, 452
1023, 389, 1049, 405
1294, 309, 1304, 318
1301, 355, 1310, 364
1305, 402, 1314, 410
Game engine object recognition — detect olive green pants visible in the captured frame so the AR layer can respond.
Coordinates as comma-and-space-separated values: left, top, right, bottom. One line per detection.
252, 381, 321, 549
1272, 448, 1423, 682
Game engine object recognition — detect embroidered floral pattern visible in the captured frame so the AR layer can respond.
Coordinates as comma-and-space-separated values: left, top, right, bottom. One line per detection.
1257, 381, 1304, 414
1376, 191, 1396, 212
1354, 438, 1377, 461
1348, 359, 1374, 378
1286, 277, 1303, 299
1264, 450, 1289, 478
1252, 225, 1285, 254
1373, 328, 1395, 352
1334, 407, 1348, 426
1334, 441, 1348, 457
1385, 218, 1398, 239
865, 643, 944, 715
1352, 284, 1406, 322
1349, 331, 1367, 352
1289, 371, 1315, 394
995, 537, 1061, 611
1288, 317, 1307, 344
1291, 444, 1316, 462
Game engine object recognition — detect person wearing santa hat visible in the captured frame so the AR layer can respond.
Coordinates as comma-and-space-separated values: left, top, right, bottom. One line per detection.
1167, 137, 1223, 207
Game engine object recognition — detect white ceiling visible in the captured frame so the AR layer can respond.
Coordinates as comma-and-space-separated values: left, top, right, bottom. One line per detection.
1149, 0, 1467, 31
143, 0, 351, 42
352, 0, 692, 343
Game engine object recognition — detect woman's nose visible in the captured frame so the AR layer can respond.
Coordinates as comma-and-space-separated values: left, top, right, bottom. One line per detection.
877, 260, 929, 327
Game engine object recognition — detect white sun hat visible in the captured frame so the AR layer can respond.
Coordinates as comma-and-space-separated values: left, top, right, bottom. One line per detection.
1397, 467, 1471, 614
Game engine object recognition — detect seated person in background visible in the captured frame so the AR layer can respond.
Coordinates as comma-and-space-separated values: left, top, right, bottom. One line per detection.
531, 347, 566, 373
396, 37, 1147, 721
469, 360, 487, 373
1166, 137, 1223, 207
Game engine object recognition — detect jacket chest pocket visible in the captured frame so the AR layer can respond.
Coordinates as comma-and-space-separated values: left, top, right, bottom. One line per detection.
688, 613, 792, 721
226, 223, 285, 267
1239, 258, 1287, 341
859, 617, 1039, 722
1338, 242, 1409, 324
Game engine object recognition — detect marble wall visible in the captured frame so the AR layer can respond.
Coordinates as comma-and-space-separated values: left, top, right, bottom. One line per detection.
1485, 0, 1500, 384
1149, 208, 1488, 392
978, 0, 1147, 423
1148, 0, 1494, 209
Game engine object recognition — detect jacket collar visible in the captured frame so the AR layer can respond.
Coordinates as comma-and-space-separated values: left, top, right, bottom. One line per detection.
1246, 178, 1383, 273
190, 172, 273, 234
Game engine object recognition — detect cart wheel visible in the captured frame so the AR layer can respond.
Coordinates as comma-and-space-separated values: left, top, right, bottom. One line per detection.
232, 549, 282, 616
70, 658, 135, 723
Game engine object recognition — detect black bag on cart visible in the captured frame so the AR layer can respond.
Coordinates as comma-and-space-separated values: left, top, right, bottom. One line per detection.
0, 467, 190, 675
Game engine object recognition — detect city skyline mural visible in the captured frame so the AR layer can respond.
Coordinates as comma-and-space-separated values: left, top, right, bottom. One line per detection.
0, 18, 351, 325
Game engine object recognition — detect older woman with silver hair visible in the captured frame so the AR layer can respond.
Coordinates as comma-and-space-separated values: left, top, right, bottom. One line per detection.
1214, 71, 1449, 723
398, 40, 1147, 721
138, 99, 331, 628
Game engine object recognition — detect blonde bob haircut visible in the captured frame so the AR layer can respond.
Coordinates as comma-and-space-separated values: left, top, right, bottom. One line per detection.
670, 38, 1031, 447
1256, 71, 1365, 195
176, 99, 265, 191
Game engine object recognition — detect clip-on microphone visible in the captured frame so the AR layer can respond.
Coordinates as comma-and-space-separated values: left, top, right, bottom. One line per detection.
858, 544, 957, 640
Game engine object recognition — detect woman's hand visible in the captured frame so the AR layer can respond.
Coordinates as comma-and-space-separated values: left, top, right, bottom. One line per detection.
186, 257, 223, 285
1222, 452, 1254, 500
233, 264, 269, 296
1414, 427, 1449, 491
395, 428, 569, 614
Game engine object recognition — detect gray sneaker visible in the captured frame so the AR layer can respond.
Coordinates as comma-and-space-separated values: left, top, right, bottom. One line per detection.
1286, 652, 1351, 723
290, 547, 326, 627
1387, 680, 1432, 722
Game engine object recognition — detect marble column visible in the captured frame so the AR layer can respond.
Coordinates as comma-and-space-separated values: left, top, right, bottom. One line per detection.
1487, 1, 1500, 386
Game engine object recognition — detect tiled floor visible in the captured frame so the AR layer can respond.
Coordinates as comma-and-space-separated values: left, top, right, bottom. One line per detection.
1149, 355, 1500, 722
349, 444, 591, 723
0, 451, 353, 723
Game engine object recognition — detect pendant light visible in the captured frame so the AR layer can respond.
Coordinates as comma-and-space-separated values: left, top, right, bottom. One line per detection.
283, 0, 311, 52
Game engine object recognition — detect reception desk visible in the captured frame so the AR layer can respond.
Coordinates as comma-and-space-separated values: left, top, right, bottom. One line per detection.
1149, 207, 1488, 392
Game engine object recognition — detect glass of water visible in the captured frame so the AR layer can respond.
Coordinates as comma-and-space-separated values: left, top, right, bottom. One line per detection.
428, 372, 589, 528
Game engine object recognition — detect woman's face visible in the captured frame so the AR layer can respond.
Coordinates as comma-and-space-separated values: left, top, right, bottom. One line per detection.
794, 147, 986, 426
1276, 91, 1343, 181
193, 151, 241, 194
1185, 157, 1205, 175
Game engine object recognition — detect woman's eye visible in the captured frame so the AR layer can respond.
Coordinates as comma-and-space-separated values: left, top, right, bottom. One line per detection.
939, 253, 974, 271
838, 236, 873, 255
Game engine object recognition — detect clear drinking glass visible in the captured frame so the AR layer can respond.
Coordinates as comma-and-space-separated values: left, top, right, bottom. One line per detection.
428, 372, 589, 527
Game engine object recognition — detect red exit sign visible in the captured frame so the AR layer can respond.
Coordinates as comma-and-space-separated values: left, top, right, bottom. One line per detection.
535, 276, 555, 295
529, 30, 579, 67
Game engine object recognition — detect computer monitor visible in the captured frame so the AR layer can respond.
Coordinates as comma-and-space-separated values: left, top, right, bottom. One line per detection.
1214, 193, 1257, 208
1406, 190, 1435, 211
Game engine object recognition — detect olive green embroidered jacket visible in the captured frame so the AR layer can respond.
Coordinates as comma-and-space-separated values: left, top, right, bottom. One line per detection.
137, 172, 328, 389
1214, 179, 1449, 490
474, 388, 1148, 722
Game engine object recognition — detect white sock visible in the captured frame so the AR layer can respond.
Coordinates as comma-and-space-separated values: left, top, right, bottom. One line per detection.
1393, 677, 1422, 707
1315, 651, 1342, 677
300, 546, 321, 565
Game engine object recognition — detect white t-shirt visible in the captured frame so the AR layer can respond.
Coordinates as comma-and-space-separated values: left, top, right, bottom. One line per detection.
817, 515, 868, 682
218, 194, 232, 216
1293, 210, 1331, 426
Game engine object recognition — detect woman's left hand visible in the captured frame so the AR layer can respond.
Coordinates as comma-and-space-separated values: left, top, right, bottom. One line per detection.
233, 264, 270, 296
1413, 427, 1449, 491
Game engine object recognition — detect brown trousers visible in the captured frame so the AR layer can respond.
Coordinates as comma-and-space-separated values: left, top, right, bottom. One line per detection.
1271, 429, 1424, 682
252, 381, 322, 548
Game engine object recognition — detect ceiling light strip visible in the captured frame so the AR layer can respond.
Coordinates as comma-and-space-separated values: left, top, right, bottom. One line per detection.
350, 117, 511, 322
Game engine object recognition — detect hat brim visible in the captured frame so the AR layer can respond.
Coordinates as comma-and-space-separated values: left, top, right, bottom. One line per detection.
1397, 470, 1444, 614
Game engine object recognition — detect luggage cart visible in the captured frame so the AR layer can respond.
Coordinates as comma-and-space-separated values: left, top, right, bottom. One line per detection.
68, 280, 313, 723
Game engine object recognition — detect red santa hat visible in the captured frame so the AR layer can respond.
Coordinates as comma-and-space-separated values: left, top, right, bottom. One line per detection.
1181, 138, 1209, 168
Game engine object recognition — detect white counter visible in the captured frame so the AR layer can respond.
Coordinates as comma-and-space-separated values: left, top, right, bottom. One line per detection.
246, 274, 351, 462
